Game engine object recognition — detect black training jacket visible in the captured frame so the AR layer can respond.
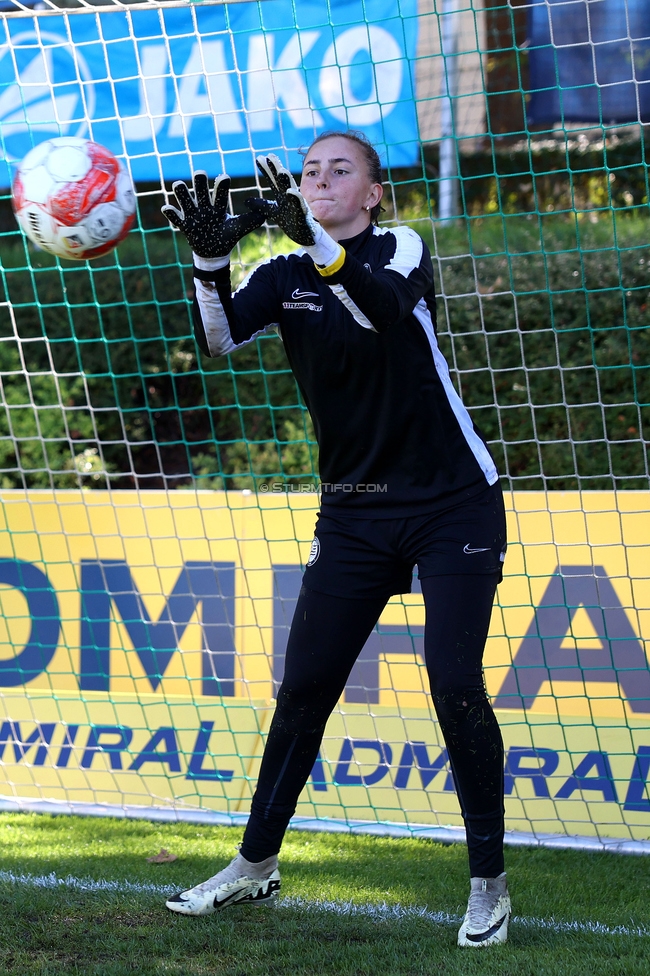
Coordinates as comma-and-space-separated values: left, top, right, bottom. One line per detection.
191, 223, 498, 517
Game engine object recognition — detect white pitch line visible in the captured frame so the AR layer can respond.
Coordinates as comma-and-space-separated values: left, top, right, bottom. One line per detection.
280, 896, 650, 938
1, 870, 648, 939
0, 869, 174, 897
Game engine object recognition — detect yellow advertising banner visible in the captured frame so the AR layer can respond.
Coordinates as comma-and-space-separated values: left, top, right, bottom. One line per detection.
1, 490, 649, 843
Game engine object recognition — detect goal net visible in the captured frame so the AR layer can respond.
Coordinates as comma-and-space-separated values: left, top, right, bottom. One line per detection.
1, 0, 649, 853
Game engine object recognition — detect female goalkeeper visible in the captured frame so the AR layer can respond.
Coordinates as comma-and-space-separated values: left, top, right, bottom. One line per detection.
161, 131, 510, 948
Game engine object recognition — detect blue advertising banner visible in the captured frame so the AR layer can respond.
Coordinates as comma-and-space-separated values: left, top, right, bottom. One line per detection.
527, 0, 650, 125
0, 0, 419, 187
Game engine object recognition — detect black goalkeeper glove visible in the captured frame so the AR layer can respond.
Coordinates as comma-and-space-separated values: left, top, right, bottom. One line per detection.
161, 172, 265, 259
247, 154, 343, 272
247, 154, 317, 246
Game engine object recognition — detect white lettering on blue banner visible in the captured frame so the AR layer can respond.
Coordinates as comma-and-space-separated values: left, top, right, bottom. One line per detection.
0, 0, 419, 185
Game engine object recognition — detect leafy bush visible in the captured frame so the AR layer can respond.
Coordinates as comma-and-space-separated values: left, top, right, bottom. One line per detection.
428, 214, 650, 488
0, 209, 648, 491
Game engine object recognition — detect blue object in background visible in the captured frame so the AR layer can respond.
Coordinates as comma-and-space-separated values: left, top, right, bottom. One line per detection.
527, 0, 650, 125
0, 0, 419, 187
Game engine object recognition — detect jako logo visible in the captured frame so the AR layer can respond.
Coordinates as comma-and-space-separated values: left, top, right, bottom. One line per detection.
0, 31, 94, 163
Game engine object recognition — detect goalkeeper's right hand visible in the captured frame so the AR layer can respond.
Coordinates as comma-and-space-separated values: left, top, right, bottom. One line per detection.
161, 173, 265, 259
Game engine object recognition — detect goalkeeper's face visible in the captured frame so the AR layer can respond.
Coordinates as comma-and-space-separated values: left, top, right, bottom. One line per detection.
300, 136, 382, 238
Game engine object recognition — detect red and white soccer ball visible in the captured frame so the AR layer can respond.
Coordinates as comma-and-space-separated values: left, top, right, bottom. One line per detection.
12, 137, 136, 261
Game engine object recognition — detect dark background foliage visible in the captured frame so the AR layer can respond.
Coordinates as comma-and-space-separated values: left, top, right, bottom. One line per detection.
0, 137, 648, 492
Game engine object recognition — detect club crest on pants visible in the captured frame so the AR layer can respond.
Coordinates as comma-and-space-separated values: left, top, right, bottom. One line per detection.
307, 536, 320, 566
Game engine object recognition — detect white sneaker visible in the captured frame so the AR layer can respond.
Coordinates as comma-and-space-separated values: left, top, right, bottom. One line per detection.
165, 853, 281, 916
457, 872, 511, 947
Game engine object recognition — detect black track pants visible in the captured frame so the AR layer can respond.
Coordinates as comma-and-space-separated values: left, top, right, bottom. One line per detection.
240, 576, 504, 877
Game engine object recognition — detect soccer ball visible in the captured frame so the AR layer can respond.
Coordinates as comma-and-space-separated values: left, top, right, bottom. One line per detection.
12, 137, 136, 261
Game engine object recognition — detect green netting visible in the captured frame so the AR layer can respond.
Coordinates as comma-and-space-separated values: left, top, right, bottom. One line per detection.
1, 4, 648, 492
0, 0, 649, 850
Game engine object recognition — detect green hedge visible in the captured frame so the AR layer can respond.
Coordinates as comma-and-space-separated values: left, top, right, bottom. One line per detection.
424, 214, 650, 488
0, 210, 648, 491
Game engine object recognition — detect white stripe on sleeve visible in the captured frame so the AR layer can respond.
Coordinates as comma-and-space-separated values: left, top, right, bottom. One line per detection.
328, 283, 377, 331
194, 279, 239, 356
194, 256, 278, 356
375, 225, 424, 278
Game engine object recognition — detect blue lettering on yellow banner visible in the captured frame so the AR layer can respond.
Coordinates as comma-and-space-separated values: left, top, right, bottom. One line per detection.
504, 747, 559, 798
1, 491, 648, 839
625, 748, 650, 812
0, 560, 60, 687
2, 719, 650, 810
1, 557, 649, 716
185, 721, 234, 782
394, 742, 454, 791
79, 560, 236, 697
0, 720, 55, 766
494, 566, 650, 712
128, 727, 181, 773
555, 751, 619, 803
334, 739, 393, 787
80, 726, 133, 770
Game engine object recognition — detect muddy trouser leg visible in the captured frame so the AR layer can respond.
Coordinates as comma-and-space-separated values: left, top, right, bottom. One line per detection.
240, 585, 387, 861
421, 573, 505, 878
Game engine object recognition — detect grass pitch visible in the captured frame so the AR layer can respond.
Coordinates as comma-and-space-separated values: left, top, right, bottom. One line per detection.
1, 812, 649, 975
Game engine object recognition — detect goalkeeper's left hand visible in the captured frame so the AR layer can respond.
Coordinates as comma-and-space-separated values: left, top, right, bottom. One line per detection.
247, 154, 343, 272
161, 173, 265, 259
